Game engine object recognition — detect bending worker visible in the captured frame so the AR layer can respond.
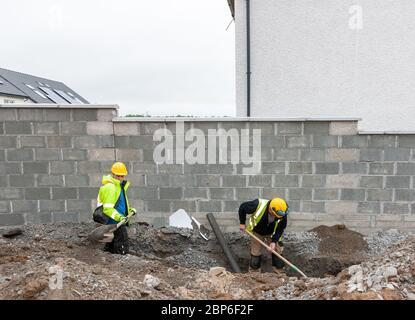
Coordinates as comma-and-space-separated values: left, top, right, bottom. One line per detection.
93, 162, 136, 255
239, 197, 289, 273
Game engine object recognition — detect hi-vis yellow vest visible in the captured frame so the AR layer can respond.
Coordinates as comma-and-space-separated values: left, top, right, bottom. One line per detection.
247, 198, 281, 239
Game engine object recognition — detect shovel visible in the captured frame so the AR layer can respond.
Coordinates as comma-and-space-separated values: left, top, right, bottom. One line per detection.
190, 216, 210, 241
89, 213, 133, 243
245, 230, 308, 279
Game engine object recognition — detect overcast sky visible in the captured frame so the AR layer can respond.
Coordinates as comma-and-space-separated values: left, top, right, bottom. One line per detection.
0, 0, 235, 116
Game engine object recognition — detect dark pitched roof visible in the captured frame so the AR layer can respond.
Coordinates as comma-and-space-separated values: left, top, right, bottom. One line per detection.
0, 68, 89, 104
227, 0, 235, 18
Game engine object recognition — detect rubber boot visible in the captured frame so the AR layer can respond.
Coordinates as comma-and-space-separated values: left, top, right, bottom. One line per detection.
248, 255, 262, 273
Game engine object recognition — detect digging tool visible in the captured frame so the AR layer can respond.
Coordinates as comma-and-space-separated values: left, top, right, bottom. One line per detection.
245, 230, 308, 279
190, 216, 210, 241
89, 213, 133, 243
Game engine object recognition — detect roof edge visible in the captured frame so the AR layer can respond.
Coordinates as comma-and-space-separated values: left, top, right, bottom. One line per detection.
227, 0, 235, 18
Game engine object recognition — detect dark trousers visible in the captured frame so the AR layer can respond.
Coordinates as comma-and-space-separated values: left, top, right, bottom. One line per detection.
104, 225, 129, 255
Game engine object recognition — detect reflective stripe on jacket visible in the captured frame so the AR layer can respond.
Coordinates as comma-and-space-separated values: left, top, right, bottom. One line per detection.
247, 198, 281, 239
96, 175, 130, 223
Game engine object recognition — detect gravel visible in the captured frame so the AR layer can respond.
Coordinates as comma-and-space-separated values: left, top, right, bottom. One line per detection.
364, 229, 409, 256
282, 231, 320, 256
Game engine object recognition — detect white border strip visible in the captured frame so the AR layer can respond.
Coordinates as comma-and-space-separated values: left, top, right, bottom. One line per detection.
0, 104, 119, 109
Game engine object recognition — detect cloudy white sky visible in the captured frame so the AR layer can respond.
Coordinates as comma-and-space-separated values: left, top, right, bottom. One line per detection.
0, 0, 235, 116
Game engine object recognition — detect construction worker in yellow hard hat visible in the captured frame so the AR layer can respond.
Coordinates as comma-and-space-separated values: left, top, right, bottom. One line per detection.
239, 197, 289, 274
92, 162, 137, 255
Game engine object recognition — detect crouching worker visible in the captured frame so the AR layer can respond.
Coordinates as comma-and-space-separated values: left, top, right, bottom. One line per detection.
93, 162, 136, 255
239, 198, 289, 274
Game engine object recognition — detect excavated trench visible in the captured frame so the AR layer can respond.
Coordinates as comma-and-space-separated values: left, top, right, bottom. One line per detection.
128, 223, 370, 278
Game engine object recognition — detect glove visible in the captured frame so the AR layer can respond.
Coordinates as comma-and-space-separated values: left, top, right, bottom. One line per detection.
239, 224, 246, 232
129, 208, 137, 216
270, 242, 283, 254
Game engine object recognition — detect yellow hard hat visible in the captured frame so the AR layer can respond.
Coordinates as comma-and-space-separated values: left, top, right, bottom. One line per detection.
269, 198, 289, 218
111, 162, 128, 176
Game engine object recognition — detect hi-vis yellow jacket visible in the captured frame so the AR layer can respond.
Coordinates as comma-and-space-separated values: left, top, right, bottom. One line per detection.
247, 198, 282, 240
97, 175, 135, 222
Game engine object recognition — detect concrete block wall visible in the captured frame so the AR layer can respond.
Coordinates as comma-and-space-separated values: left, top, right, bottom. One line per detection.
1, 106, 415, 234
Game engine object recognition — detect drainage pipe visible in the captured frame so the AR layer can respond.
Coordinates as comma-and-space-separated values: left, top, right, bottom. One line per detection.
206, 212, 241, 273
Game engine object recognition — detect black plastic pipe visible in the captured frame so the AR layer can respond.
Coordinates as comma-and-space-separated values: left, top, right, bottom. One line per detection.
246, 0, 251, 117
206, 212, 241, 273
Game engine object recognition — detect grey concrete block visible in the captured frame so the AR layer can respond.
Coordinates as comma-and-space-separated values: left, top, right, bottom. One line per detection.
369, 136, 396, 148
329, 121, 358, 135
0, 213, 25, 226
341, 136, 368, 148
0, 188, 23, 200
129, 136, 155, 150
25, 188, 50, 200
44, 109, 71, 121
288, 188, 312, 200
52, 188, 77, 199
66, 199, 93, 212
0, 123, 4, 135
97, 109, 117, 121
261, 136, 285, 148
367, 189, 392, 201
0, 201, 10, 213
326, 149, 359, 162
287, 200, 301, 212
301, 201, 325, 213
77, 161, 101, 174
47, 136, 72, 148
35, 148, 61, 161
195, 175, 220, 187
340, 189, 366, 201
39, 200, 65, 212
198, 200, 222, 212
360, 149, 383, 162
34, 122, 59, 135
62, 149, 87, 161
360, 176, 383, 188
398, 135, 415, 148
386, 176, 411, 189
74, 136, 101, 148
132, 163, 156, 174
0, 150, 4, 161
61, 122, 87, 135
146, 200, 170, 212
235, 188, 261, 200
396, 163, 415, 175
302, 175, 326, 187
0, 163, 21, 175
157, 164, 183, 174
7, 149, 34, 161
20, 136, 46, 148
184, 188, 208, 199
222, 175, 246, 187
9, 175, 35, 187
114, 122, 140, 136
171, 201, 196, 213
223, 201, 242, 212
249, 122, 274, 135
358, 202, 380, 214
128, 187, 158, 200
210, 188, 234, 200
184, 164, 208, 174
147, 174, 170, 186
0, 109, 17, 120
169, 175, 195, 187
65, 175, 89, 187
17, 109, 44, 121
326, 174, 360, 188
86, 122, 114, 135
273, 175, 299, 187
394, 189, 415, 201
289, 162, 312, 174
142, 149, 155, 162
101, 136, 116, 148
277, 122, 302, 135
248, 175, 272, 187
286, 136, 312, 148
304, 122, 329, 135
207, 164, 234, 174
160, 187, 183, 200
369, 163, 394, 175
78, 187, 99, 200
11, 200, 37, 213
315, 163, 339, 174
313, 136, 338, 148
5, 121, 32, 134
342, 163, 368, 174
140, 123, 169, 135
261, 162, 285, 174
72, 109, 98, 121
383, 203, 409, 215
37, 175, 64, 187
384, 148, 410, 161
53, 212, 80, 223
300, 149, 325, 161
261, 188, 286, 199
26, 213, 53, 224
314, 189, 339, 200
23, 162, 48, 174
0, 175, 7, 187
0, 136, 17, 148
50, 161, 75, 174
115, 149, 142, 162
114, 136, 132, 148
274, 148, 299, 161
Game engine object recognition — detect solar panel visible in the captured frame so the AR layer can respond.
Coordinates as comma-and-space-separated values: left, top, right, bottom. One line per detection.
53, 89, 75, 103
39, 87, 70, 104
